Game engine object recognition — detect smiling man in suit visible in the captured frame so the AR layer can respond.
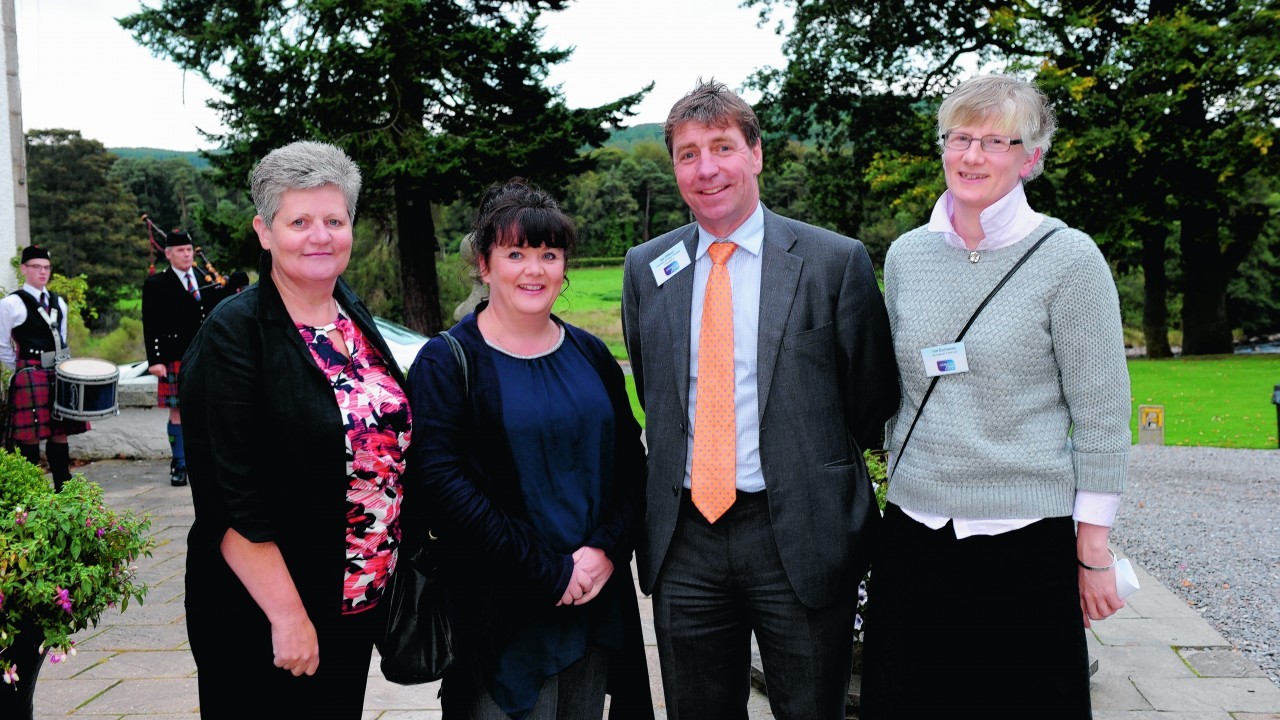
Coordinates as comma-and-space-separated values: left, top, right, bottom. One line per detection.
621, 79, 899, 719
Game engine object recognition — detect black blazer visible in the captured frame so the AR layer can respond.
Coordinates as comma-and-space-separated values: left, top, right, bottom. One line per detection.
142, 268, 227, 366
180, 251, 407, 632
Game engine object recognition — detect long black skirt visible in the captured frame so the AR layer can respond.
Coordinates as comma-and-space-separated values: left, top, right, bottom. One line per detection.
859, 503, 1091, 720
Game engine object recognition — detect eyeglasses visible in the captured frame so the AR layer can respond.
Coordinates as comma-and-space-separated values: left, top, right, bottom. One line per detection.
22, 263, 52, 272
941, 133, 1024, 153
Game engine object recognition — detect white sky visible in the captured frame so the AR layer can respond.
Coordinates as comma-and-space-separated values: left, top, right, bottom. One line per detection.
15, 0, 790, 152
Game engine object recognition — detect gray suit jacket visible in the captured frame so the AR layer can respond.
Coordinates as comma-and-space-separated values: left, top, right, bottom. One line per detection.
622, 207, 899, 609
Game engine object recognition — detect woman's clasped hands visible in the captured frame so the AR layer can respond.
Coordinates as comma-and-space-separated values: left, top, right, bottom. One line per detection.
557, 546, 614, 606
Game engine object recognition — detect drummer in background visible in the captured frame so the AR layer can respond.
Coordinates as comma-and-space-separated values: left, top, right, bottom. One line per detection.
0, 245, 90, 491
142, 230, 227, 487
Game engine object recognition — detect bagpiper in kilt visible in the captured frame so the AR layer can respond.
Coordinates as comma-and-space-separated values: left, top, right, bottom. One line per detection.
142, 230, 227, 486
0, 246, 85, 490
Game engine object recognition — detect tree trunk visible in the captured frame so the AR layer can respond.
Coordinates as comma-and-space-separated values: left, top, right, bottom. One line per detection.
0, 629, 48, 720
643, 186, 652, 243
395, 173, 444, 335
1139, 224, 1173, 358
1177, 198, 1266, 356
1178, 206, 1233, 355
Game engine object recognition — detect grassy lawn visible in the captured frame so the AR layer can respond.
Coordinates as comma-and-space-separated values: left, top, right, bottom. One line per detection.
1128, 354, 1279, 449
555, 265, 626, 358
559, 264, 1280, 449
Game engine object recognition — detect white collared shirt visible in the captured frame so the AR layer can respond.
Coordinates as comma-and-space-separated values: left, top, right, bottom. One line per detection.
0, 283, 69, 370
684, 203, 766, 493
172, 266, 199, 294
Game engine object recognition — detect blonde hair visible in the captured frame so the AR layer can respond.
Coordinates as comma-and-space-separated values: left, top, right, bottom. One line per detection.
937, 74, 1056, 181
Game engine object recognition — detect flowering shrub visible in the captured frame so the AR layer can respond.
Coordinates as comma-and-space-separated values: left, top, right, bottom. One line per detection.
0, 450, 154, 688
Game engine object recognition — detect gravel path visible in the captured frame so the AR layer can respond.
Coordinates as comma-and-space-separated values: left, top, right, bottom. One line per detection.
1109, 445, 1280, 688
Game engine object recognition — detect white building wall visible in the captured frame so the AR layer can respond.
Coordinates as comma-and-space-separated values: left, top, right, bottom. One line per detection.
1, 0, 26, 293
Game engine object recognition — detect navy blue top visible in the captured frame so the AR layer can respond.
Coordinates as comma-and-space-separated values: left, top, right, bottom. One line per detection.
487, 333, 622, 714
403, 306, 652, 720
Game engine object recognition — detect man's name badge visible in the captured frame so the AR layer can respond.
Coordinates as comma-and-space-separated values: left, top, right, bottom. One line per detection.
649, 242, 692, 287
921, 342, 970, 377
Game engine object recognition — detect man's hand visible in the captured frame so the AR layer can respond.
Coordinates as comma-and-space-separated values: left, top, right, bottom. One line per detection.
147, 363, 167, 378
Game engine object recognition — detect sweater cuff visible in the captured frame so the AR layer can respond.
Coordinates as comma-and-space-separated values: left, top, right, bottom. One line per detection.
1073, 450, 1128, 493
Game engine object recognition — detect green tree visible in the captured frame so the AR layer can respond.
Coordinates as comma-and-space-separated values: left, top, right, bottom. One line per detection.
122, 0, 647, 333
563, 149, 642, 257
25, 130, 150, 328
108, 155, 257, 279
749, 0, 1279, 355
619, 142, 685, 243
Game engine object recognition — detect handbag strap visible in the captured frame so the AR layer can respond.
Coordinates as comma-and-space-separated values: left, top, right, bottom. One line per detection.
889, 227, 1062, 480
435, 330, 468, 396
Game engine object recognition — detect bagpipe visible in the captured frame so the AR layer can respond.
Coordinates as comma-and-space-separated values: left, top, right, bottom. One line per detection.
141, 214, 228, 290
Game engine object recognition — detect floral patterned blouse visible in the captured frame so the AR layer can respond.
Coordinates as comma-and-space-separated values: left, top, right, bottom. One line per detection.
297, 308, 412, 614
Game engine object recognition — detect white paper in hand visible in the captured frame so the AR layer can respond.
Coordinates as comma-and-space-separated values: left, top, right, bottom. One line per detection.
1115, 557, 1140, 599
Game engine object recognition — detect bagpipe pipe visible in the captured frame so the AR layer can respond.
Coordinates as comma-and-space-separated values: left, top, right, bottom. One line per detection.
141, 213, 228, 290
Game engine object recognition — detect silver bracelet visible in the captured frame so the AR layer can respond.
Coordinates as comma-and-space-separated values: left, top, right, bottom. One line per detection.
1078, 547, 1118, 572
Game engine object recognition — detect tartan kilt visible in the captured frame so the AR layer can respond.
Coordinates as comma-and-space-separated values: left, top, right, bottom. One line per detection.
157, 360, 181, 408
7, 357, 90, 445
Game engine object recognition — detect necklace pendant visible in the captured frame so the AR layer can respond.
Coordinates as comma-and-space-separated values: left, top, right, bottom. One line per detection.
968, 251, 981, 263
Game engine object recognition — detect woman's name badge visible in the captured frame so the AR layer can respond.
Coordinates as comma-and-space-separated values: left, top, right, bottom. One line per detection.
921, 342, 970, 377
649, 243, 692, 286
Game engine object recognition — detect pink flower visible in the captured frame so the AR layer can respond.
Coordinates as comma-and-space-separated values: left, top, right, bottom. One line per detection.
2, 664, 18, 684
55, 586, 73, 614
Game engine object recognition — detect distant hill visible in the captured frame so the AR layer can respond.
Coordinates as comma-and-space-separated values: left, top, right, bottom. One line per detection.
108, 125, 662, 169
602, 123, 664, 151
109, 147, 212, 170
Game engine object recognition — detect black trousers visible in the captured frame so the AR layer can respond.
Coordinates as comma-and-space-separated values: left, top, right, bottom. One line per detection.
653, 491, 856, 720
188, 599, 383, 719
860, 504, 1091, 719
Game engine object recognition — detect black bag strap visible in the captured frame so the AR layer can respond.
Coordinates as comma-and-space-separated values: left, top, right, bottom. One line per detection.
435, 330, 468, 397
889, 227, 1062, 480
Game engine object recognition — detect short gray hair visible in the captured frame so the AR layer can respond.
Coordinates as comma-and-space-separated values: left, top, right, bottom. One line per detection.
937, 74, 1056, 181
250, 141, 362, 226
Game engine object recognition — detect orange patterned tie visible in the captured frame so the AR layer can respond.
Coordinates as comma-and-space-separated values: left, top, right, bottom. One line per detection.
691, 242, 738, 523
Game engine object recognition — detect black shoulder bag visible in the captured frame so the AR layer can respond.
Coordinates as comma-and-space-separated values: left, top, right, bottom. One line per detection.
377, 330, 466, 685
889, 228, 1061, 479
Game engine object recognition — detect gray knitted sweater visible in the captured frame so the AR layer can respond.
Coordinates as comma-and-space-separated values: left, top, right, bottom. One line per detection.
883, 218, 1130, 519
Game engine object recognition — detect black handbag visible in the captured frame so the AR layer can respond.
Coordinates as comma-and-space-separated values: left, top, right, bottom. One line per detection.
377, 330, 468, 685
377, 539, 455, 684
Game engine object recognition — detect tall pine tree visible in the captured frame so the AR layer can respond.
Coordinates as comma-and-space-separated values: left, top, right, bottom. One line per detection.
122, 0, 648, 332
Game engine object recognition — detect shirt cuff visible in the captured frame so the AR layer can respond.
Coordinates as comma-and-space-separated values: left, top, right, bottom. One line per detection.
1073, 490, 1121, 527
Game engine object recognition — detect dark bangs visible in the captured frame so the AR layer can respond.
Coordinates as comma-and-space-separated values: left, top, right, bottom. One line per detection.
474, 182, 579, 260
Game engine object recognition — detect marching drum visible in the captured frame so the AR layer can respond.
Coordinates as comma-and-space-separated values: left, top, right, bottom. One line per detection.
53, 357, 120, 421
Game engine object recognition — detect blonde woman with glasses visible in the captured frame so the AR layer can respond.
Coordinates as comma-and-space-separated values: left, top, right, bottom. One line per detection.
861, 74, 1131, 718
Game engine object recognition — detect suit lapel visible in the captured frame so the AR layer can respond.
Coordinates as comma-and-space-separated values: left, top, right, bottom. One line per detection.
756, 209, 801, 420
660, 227, 699, 412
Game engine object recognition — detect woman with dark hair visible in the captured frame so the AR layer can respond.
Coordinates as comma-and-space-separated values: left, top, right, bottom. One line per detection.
405, 179, 651, 720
